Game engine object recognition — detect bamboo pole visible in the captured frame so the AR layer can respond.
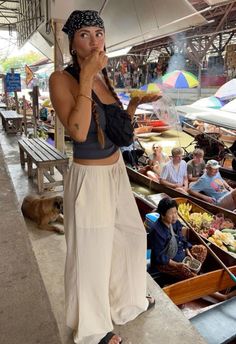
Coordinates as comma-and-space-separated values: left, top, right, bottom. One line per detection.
22, 95, 27, 136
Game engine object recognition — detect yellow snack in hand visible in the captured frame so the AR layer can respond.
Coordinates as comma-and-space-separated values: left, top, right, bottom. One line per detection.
130, 90, 147, 98
130, 89, 161, 97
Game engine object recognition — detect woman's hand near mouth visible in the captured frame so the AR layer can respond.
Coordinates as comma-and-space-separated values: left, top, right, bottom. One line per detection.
80, 48, 108, 78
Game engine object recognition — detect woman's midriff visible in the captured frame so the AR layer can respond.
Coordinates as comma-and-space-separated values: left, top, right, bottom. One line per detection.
73, 150, 120, 166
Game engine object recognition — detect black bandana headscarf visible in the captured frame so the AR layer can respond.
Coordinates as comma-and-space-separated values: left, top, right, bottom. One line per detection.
62, 10, 105, 40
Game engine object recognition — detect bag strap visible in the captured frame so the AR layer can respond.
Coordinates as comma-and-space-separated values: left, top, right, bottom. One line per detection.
158, 225, 177, 256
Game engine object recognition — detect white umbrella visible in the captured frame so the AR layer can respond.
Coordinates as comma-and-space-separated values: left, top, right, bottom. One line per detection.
220, 98, 236, 113
215, 79, 236, 100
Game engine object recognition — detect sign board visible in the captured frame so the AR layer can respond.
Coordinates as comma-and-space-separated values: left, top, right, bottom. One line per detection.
5, 73, 21, 92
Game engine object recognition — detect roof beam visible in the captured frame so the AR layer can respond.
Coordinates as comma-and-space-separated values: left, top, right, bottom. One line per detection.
200, 2, 235, 57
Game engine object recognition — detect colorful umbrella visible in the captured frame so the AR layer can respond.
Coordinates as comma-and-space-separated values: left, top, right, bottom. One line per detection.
140, 83, 162, 93
191, 96, 223, 109
162, 70, 199, 88
215, 79, 236, 100
118, 92, 130, 105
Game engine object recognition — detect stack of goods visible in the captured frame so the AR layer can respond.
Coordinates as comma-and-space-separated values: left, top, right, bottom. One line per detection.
178, 203, 236, 255
225, 44, 236, 69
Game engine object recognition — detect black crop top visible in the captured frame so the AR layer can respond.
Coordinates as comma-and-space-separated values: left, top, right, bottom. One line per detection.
65, 65, 118, 159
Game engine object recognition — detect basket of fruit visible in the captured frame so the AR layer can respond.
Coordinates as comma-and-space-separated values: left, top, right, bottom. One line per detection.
176, 198, 236, 261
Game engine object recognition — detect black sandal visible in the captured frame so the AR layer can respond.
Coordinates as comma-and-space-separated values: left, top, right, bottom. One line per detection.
146, 296, 155, 310
98, 332, 122, 344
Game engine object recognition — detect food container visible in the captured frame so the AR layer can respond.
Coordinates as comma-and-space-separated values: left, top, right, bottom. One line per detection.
183, 256, 202, 273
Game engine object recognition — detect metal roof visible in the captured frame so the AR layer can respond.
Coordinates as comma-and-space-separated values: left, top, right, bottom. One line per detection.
0, 1, 20, 31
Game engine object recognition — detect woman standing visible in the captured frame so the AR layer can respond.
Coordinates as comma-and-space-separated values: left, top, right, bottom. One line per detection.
49, 10, 156, 344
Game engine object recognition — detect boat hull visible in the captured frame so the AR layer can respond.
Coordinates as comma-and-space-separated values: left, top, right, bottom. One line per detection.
127, 166, 236, 222
163, 266, 236, 305
134, 192, 236, 267
134, 194, 236, 305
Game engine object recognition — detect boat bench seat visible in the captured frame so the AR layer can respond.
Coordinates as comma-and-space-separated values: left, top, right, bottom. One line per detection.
190, 297, 236, 344
18, 137, 69, 193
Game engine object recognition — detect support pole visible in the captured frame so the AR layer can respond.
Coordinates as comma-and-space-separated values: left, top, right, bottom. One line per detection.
11, 68, 20, 113
22, 95, 27, 136
197, 63, 202, 98
32, 86, 39, 137
53, 19, 65, 153
2, 75, 9, 109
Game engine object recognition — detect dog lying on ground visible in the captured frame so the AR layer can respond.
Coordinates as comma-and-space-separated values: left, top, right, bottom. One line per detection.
21, 195, 64, 234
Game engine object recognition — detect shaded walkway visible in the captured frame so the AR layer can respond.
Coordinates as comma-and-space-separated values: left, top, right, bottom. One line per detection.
0, 144, 62, 344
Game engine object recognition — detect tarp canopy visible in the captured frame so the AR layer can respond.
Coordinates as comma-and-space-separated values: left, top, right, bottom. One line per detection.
193, 110, 236, 131
49, 0, 207, 53
221, 99, 236, 113
176, 105, 211, 116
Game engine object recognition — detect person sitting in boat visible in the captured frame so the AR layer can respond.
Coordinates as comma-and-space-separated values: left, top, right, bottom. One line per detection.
188, 159, 236, 210
149, 197, 207, 280
146, 144, 169, 182
187, 148, 205, 183
120, 139, 145, 168
160, 147, 188, 194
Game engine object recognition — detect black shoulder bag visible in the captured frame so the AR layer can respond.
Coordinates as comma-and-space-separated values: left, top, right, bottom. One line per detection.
103, 103, 134, 147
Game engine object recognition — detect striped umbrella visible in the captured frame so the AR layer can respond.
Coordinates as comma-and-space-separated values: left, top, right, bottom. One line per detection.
140, 83, 162, 93
162, 70, 199, 88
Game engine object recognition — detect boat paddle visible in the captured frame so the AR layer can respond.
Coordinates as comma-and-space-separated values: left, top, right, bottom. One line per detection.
178, 212, 236, 284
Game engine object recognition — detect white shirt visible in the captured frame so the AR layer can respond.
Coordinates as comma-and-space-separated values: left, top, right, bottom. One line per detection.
160, 160, 187, 185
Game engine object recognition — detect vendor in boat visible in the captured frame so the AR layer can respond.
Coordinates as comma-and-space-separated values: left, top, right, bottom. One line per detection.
46, 109, 55, 126
188, 159, 236, 211
149, 197, 207, 280
160, 147, 188, 194
187, 148, 205, 183
146, 144, 169, 181
39, 105, 48, 121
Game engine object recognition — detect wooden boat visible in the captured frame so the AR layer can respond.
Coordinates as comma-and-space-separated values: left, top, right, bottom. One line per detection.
174, 197, 236, 267
182, 125, 236, 181
134, 193, 236, 305
127, 165, 236, 223
183, 125, 236, 144
134, 192, 236, 267
164, 265, 236, 305
137, 119, 171, 133
151, 125, 172, 133
134, 126, 153, 134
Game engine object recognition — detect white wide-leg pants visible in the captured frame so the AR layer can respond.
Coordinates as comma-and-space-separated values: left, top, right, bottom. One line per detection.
64, 154, 148, 344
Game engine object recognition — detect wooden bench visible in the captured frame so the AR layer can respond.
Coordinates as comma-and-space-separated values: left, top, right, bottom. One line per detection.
0, 110, 23, 134
18, 138, 69, 193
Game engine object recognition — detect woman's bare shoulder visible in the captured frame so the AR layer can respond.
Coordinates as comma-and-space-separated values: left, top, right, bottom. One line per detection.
49, 70, 77, 97
50, 70, 73, 83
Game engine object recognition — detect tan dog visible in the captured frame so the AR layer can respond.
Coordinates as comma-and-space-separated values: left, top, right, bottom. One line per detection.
21, 195, 64, 234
